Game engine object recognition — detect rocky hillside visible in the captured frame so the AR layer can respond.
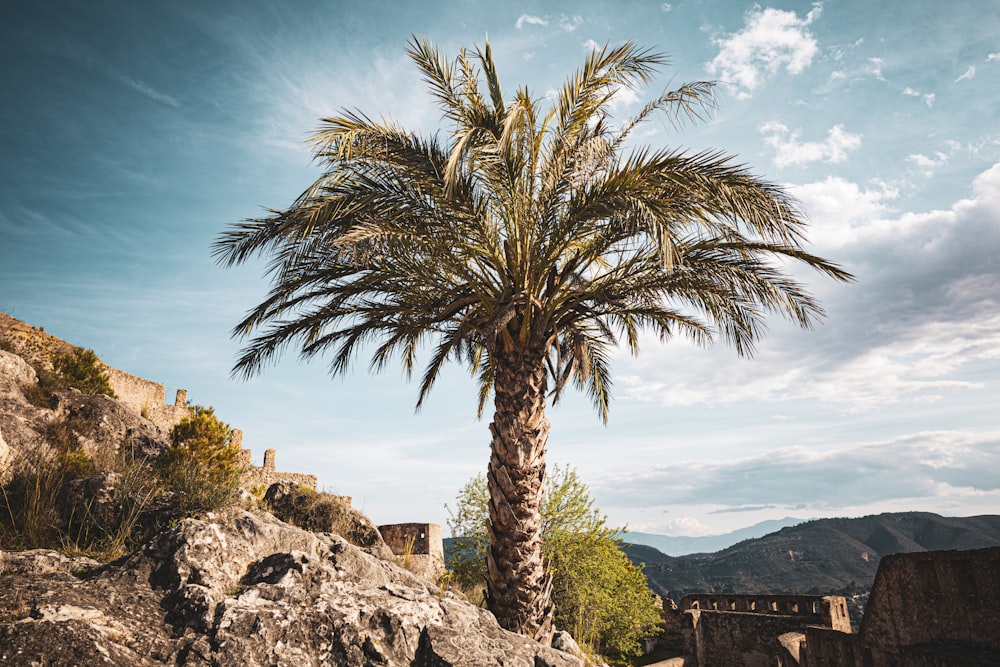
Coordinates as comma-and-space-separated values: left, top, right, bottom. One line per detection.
625, 512, 1000, 598
0, 511, 581, 666
0, 321, 584, 666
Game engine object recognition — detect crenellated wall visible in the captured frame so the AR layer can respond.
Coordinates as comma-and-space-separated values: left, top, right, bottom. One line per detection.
240, 444, 318, 491
674, 594, 851, 667
680, 594, 851, 632
103, 367, 190, 431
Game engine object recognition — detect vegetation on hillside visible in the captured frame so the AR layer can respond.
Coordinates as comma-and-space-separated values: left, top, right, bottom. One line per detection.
159, 405, 245, 515
447, 467, 663, 660
215, 36, 852, 637
0, 397, 244, 560
21, 347, 117, 407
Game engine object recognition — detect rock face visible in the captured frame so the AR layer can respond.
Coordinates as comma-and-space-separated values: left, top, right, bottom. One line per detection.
0, 510, 583, 667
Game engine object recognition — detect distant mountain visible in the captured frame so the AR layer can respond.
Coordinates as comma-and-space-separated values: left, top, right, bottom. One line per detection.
621, 517, 806, 556
624, 512, 1000, 599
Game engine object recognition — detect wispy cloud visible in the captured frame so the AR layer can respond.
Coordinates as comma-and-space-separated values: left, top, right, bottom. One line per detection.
117, 76, 180, 108
904, 87, 936, 107
661, 3, 673, 12
759, 121, 861, 167
907, 151, 950, 175
595, 430, 1000, 511
707, 4, 822, 99
955, 65, 976, 82
864, 57, 886, 80
988, 53, 1000, 62
559, 15, 583, 32
515, 14, 548, 29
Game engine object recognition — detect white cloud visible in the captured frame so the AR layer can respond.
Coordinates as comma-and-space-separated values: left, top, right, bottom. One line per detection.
863, 57, 886, 80
595, 430, 1000, 511
515, 14, 547, 29
955, 65, 976, 83
614, 162, 1000, 413
988, 53, 1000, 62
661, 3, 673, 12
759, 121, 862, 167
706, 4, 822, 99
582, 39, 600, 52
908, 151, 949, 173
559, 15, 583, 32
120, 77, 181, 108
902, 87, 935, 107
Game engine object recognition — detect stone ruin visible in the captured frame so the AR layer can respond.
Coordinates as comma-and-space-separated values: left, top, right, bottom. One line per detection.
233, 429, 318, 491
377, 522, 445, 581
94, 349, 319, 492
103, 367, 191, 431
663, 546, 1000, 666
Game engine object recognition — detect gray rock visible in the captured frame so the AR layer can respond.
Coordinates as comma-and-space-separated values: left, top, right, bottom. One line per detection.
0, 349, 36, 387
0, 510, 584, 667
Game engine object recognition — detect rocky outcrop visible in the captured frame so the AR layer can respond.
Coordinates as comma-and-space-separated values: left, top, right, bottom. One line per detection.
0, 510, 583, 666
0, 348, 170, 472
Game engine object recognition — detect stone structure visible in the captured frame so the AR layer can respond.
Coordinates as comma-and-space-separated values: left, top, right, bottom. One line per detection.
377, 522, 445, 582
802, 547, 1000, 666
671, 594, 850, 667
103, 366, 190, 431
240, 438, 318, 491
669, 548, 1000, 666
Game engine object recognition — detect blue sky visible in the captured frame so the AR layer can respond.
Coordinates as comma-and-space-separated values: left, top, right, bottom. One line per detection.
2, 1, 998, 537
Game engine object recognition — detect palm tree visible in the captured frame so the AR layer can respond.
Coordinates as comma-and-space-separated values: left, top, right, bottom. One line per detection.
214, 37, 853, 640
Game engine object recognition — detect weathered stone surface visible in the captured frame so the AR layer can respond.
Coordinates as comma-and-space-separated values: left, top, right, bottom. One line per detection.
0, 349, 35, 387
0, 510, 584, 666
264, 481, 396, 561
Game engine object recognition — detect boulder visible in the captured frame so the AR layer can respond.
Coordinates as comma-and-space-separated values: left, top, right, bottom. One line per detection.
0, 510, 583, 667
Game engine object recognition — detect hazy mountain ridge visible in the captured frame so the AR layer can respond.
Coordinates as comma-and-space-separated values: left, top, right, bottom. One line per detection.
624, 512, 1000, 599
621, 516, 806, 556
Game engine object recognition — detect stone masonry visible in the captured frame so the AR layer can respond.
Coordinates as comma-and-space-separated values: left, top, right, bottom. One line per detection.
671, 594, 851, 667
235, 429, 318, 491
377, 522, 445, 582
802, 547, 1000, 666
104, 366, 190, 431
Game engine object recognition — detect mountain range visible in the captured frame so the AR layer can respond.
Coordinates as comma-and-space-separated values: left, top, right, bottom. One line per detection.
622, 511, 1000, 599
621, 517, 805, 556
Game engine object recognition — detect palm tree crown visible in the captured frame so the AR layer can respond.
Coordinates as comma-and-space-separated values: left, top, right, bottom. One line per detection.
215, 37, 852, 641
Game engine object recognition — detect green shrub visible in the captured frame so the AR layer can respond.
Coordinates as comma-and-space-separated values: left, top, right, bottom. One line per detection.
160, 406, 245, 515
52, 349, 116, 397
23, 348, 116, 407
447, 466, 663, 659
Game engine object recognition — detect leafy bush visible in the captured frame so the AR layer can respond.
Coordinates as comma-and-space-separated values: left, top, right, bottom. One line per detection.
447, 466, 663, 659
160, 406, 245, 515
23, 348, 116, 407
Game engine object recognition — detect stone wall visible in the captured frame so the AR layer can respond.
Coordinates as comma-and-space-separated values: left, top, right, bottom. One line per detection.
103, 368, 190, 431
240, 442, 318, 491
680, 594, 852, 632
688, 609, 840, 667
800, 547, 1000, 667
377, 523, 444, 582
859, 547, 1000, 652
666, 594, 851, 667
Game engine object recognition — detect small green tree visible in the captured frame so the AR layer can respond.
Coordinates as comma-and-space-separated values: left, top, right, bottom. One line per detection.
51, 349, 116, 397
24, 348, 116, 407
161, 406, 244, 515
447, 467, 662, 658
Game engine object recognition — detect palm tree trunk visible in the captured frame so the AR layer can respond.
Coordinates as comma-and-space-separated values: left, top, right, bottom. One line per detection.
486, 343, 554, 642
